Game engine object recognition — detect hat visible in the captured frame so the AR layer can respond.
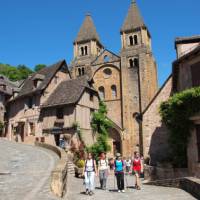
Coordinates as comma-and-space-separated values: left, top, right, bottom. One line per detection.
116, 153, 121, 157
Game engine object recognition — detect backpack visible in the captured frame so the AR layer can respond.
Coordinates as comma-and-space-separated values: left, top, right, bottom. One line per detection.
85, 159, 95, 172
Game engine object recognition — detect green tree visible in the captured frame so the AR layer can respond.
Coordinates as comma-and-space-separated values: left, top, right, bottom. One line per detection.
17, 65, 33, 79
87, 101, 113, 159
0, 63, 33, 81
34, 64, 46, 72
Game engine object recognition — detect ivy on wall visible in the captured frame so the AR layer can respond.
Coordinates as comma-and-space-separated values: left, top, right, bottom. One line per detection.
160, 87, 200, 167
87, 101, 113, 159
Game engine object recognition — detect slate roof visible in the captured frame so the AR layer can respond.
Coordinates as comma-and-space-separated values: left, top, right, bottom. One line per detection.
0, 75, 19, 95
13, 60, 68, 100
175, 35, 200, 44
42, 75, 97, 108
121, 0, 145, 33
74, 14, 102, 45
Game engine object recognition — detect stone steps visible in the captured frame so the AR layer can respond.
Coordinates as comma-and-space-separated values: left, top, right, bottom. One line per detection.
68, 161, 75, 175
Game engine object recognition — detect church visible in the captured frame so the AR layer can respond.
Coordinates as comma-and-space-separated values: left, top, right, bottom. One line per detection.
70, 0, 158, 156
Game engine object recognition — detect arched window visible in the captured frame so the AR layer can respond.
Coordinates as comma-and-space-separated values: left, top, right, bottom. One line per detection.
129, 36, 134, 46
129, 59, 134, 68
85, 46, 88, 55
134, 35, 138, 45
81, 47, 84, 56
111, 85, 117, 99
82, 68, 85, 75
98, 86, 105, 100
103, 68, 112, 78
78, 68, 81, 76
134, 58, 139, 67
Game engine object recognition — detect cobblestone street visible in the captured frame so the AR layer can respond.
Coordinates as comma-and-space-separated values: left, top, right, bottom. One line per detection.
0, 139, 59, 200
66, 173, 197, 200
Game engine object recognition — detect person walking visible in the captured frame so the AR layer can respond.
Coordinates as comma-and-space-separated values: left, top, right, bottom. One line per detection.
83, 152, 97, 196
132, 151, 143, 190
124, 157, 132, 174
98, 152, 109, 190
114, 153, 125, 193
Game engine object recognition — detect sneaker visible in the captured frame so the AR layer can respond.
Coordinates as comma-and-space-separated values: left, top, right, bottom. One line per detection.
85, 190, 89, 195
89, 191, 94, 196
121, 190, 125, 193
118, 190, 121, 193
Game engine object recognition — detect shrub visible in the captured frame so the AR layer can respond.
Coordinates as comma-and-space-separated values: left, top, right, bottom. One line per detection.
76, 159, 85, 168
160, 87, 200, 167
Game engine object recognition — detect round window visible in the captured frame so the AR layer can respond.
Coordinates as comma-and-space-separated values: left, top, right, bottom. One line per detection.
103, 68, 112, 78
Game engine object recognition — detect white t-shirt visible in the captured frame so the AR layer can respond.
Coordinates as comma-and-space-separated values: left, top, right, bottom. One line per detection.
85, 159, 94, 172
98, 159, 109, 171
125, 159, 131, 167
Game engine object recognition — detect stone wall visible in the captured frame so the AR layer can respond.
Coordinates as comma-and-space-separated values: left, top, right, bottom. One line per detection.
142, 76, 172, 165
35, 142, 68, 198
188, 117, 200, 178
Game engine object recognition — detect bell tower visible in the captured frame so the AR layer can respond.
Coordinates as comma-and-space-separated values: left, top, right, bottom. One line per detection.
71, 13, 104, 78
120, 0, 158, 155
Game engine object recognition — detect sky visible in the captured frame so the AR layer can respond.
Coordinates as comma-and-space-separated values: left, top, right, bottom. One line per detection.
0, 0, 200, 86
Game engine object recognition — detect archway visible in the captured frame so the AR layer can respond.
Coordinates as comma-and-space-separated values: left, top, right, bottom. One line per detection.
108, 127, 122, 157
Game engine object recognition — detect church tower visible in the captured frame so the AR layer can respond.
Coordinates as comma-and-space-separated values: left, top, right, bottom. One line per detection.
71, 13, 104, 78
120, 0, 158, 155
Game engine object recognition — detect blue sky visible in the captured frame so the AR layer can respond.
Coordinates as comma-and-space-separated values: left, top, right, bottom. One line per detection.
0, 0, 199, 86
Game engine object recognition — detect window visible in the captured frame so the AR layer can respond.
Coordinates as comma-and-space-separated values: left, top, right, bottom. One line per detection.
191, 62, 200, 87
30, 122, 35, 136
33, 80, 37, 88
103, 68, 112, 78
134, 58, 139, 67
104, 55, 110, 62
129, 36, 134, 46
196, 125, 200, 162
81, 47, 84, 56
82, 68, 85, 75
111, 85, 117, 99
90, 93, 94, 101
78, 68, 82, 76
134, 35, 138, 45
85, 46, 88, 55
99, 86, 105, 100
56, 107, 64, 119
129, 59, 134, 68
27, 98, 33, 109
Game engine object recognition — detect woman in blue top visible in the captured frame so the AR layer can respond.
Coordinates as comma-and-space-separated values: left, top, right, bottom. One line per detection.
114, 153, 125, 193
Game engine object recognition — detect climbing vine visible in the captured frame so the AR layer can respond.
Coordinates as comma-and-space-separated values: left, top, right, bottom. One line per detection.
160, 87, 200, 167
87, 101, 113, 159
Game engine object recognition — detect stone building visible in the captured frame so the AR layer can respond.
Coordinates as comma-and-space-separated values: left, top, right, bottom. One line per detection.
173, 35, 200, 178
41, 75, 99, 147
0, 75, 20, 136
6, 60, 71, 143
70, 1, 158, 156
6, 60, 99, 148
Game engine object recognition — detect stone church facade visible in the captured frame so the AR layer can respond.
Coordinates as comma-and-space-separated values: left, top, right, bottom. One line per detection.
70, 1, 158, 156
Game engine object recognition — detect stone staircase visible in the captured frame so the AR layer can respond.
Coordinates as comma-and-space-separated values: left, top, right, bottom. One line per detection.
68, 161, 75, 176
